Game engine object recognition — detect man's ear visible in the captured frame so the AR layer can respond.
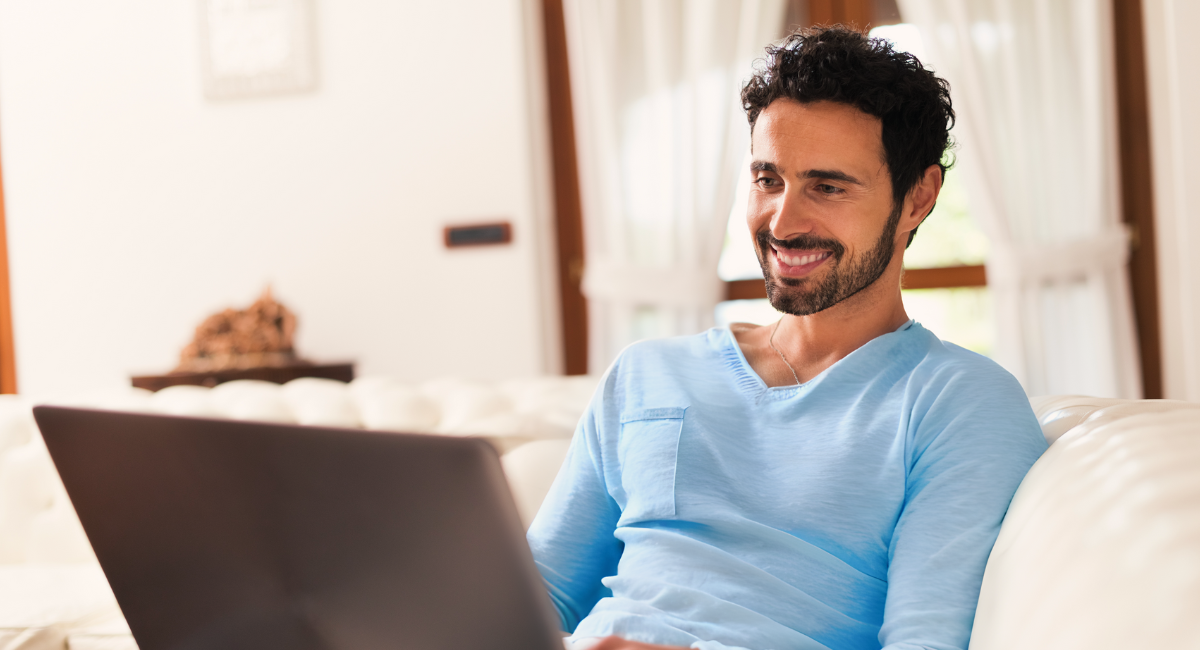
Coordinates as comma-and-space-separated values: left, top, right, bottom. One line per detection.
903, 164, 944, 231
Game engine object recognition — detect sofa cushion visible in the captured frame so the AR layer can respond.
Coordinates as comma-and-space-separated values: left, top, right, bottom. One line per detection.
0, 438, 59, 564
0, 564, 122, 650
209, 380, 295, 423
149, 385, 220, 418
281, 378, 361, 428
972, 399, 1200, 649
502, 438, 572, 527
348, 378, 440, 432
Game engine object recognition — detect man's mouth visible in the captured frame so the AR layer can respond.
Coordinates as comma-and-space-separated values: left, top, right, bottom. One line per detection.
771, 246, 832, 275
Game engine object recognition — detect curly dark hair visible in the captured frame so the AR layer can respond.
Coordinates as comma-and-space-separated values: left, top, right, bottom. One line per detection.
741, 26, 955, 245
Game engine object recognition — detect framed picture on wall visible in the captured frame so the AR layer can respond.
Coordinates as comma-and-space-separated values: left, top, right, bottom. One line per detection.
198, 0, 317, 100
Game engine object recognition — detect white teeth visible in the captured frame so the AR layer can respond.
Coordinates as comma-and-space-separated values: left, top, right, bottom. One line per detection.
777, 250, 829, 267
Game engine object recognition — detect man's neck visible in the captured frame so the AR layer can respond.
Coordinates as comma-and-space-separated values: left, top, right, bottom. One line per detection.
733, 261, 910, 387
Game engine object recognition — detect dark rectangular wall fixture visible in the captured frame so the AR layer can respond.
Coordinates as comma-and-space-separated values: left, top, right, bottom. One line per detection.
444, 222, 512, 248
541, 0, 589, 375
1113, 0, 1163, 398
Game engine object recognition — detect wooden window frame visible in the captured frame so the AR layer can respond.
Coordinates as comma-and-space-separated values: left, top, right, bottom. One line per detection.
541, 0, 589, 375
0, 135, 16, 393
1113, 0, 1162, 398
724, 265, 986, 301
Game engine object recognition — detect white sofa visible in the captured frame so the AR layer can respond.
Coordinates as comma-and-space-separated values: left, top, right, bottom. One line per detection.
0, 382, 1197, 649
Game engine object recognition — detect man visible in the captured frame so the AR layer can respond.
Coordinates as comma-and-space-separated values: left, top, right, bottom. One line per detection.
528, 27, 1047, 650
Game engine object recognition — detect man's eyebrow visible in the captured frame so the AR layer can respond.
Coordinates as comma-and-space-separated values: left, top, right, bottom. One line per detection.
802, 169, 864, 186
750, 161, 865, 187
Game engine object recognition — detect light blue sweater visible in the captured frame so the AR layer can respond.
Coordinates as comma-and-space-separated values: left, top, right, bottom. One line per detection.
528, 322, 1047, 650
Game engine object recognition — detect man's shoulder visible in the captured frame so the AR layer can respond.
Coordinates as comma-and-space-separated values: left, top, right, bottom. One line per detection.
899, 325, 1034, 416
615, 328, 729, 366
899, 326, 1046, 456
600, 329, 734, 404
906, 325, 1016, 385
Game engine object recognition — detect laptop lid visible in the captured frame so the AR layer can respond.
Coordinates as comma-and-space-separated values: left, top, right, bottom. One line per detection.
33, 406, 564, 650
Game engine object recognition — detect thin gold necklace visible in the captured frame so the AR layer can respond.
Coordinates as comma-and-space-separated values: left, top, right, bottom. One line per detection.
769, 318, 802, 386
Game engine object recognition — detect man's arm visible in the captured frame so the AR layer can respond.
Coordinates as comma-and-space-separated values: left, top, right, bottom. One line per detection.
879, 372, 1047, 650
527, 378, 625, 633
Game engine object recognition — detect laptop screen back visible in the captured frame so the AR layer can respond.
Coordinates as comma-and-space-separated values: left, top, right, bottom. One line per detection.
34, 406, 563, 650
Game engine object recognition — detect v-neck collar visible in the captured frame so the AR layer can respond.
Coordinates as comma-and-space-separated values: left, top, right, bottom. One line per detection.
718, 320, 917, 399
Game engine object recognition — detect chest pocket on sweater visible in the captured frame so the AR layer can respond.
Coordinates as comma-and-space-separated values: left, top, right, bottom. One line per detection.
616, 407, 686, 525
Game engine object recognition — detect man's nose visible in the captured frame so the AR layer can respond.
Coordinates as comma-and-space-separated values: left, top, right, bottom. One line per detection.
769, 191, 818, 241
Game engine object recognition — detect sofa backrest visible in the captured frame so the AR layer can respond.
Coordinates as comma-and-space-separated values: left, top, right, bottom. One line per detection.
970, 396, 1200, 650
0, 377, 596, 565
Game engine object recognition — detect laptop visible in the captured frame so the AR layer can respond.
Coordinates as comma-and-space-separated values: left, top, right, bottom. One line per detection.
33, 406, 565, 650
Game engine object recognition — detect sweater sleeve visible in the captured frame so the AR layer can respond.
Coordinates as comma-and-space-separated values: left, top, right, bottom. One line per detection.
527, 373, 624, 633
879, 369, 1047, 650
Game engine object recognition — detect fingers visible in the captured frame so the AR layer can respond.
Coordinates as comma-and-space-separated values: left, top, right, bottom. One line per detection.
584, 635, 687, 650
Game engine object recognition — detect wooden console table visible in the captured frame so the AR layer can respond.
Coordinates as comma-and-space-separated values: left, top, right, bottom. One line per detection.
131, 362, 354, 392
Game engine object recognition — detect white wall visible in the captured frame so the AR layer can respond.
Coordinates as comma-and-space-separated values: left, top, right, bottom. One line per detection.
0, 0, 562, 398
1143, 0, 1200, 401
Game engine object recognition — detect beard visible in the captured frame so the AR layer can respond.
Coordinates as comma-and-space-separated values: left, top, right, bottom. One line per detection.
755, 202, 903, 316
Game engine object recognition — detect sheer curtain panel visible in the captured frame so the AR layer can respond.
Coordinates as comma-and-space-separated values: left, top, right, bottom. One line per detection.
898, 0, 1142, 398
564, 0, 787, 372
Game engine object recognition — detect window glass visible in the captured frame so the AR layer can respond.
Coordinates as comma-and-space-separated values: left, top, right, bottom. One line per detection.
901, 287, 994, 356
717, 151, 763, 282
902, 167, 989, 268
867, 24, 990, 269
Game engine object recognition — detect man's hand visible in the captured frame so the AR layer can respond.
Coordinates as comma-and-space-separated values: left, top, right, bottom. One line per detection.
581, 635, 689, 650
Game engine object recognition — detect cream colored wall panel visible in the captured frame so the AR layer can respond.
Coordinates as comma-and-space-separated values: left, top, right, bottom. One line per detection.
0, 0, 555, 397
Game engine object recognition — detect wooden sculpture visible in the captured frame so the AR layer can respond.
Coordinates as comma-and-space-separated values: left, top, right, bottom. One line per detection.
175, 287, 301, 372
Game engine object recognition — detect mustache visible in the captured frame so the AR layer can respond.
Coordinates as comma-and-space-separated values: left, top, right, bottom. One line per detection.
755, 230, 846, 260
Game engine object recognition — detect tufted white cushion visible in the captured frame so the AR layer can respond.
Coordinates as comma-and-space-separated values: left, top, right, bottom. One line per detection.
149, 385, 220, 418
209, 380, 296, 423
971, 398, 1200, 650
348, 378, 440, 432
281, 378, 361, 428
26, 492, 95, 565
0, 564, 122, 650
430, 381, 513, 434
0, 396, 36, 458
0, 436, 59, 564
502, 438, 572, 527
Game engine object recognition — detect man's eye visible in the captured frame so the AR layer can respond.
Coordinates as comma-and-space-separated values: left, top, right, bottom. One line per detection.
754, 177, 777, 187
816, 184, 842, 194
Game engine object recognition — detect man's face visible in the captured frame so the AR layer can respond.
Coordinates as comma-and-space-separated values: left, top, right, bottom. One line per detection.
747, 99, 902, 316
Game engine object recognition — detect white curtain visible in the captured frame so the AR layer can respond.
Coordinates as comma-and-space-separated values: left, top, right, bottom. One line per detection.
898, 0, 1142, 398
564, 0, 787, 372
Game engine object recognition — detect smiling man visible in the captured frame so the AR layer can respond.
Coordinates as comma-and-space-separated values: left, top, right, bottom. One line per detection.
528, 27, 1047, 650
